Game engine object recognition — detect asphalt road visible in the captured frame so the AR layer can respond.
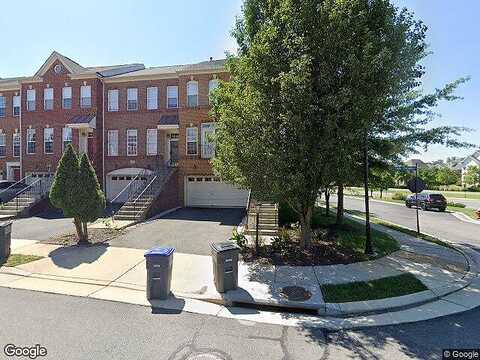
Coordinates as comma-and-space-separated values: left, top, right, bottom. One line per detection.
1, 287, 479, 360
336, 196, 480, 248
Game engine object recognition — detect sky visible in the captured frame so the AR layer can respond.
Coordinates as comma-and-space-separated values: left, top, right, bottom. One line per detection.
0, 0, 478, 162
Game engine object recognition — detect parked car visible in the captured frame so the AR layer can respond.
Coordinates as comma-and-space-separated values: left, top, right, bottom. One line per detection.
0, 180, 28, 203
405, 193, 447, 212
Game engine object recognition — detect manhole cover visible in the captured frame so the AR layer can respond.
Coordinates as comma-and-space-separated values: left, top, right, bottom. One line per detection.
280, 286, 312, 301
186, 352, 225, 360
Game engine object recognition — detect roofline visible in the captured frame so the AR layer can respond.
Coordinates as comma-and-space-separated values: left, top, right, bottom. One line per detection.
103, 68, 227, 84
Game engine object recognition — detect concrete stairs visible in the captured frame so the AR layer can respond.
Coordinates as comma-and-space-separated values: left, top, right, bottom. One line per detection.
245, 202, 279, 237
0, 194, 39, 217
113, 169, 174, 222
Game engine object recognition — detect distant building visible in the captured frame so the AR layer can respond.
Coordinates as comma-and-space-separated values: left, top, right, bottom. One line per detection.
453, 150, 480, 185
404, 159, 428, 169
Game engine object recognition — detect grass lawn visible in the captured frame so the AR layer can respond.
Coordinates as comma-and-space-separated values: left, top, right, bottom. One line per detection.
344, 208, 456, 250
448, 206, 478, 220
321, 273, 427, 303
347, 187, 480, 200
1, 254, 43, 267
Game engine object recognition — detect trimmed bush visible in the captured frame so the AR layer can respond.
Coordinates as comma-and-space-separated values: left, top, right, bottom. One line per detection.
391, 192, 408, 201
448, 202, 466, 208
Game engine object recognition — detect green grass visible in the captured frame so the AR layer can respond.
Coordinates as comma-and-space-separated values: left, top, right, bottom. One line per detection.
448, 206, 478, 220
321, 273, 427, 303
347, 187, 480, 200
344, 208, 456, 250
0, 254, 43, 267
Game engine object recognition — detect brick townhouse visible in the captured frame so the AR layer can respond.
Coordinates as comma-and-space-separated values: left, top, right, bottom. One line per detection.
0, 51, 249, 211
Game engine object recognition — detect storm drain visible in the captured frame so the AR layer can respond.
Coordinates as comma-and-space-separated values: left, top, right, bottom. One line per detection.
186, 352, 226, 360
280, 285, 312, 302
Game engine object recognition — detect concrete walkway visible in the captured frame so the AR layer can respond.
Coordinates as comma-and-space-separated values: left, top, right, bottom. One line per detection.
1, 225, 479, 330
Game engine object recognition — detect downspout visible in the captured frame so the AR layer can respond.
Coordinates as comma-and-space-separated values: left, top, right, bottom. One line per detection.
19, 86, 23, 179
100, 75, 106, 191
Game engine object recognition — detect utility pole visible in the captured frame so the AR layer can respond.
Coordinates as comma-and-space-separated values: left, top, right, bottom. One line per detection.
364, 129, 373, 255
415, 163, 421, 235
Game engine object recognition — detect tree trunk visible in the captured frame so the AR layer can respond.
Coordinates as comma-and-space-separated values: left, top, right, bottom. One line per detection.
299, 206, 313, 249
73, 218, 85, 244
82, 222, 89, 244
325, 190, 330, 216
336, 184, 344, 225
380, 189, 383, 199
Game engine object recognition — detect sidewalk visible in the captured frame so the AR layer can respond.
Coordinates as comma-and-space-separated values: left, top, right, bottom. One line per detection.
1, 226, 479, 330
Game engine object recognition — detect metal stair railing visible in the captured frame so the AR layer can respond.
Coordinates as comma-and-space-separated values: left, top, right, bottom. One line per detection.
13, 177, 51, 213
110, 170, 150, 218
132, 168, 175, 219
0, 175, 32, 197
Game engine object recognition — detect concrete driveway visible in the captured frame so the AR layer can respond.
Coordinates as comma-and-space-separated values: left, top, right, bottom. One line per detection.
109, 207, 245, 255
10, 209, 75, 241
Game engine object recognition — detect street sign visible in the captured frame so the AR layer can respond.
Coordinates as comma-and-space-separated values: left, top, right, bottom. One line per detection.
407, 177, 425, 194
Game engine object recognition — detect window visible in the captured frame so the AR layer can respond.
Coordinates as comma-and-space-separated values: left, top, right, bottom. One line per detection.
0, 134, 5, 157
44, 128, 54, 154
27, 89, 36, 111
13, 96, 21, 116
146, 129, 157, 155
208, 79, 219, 104
0, 96, 5, 117
107, 130, 118, 156
80, 85, 91, 108
187, 81, 198, 107
146, 87, 158, 110
44, 88, 54, 110
127, 88, 138, 111
62, 127, 72, 151
201, 122, 216, 159
108, 89, 119, 112
27, 128, 36, 154
62, 87, 72, 109
167, 86, 178, 108
126, 129, 137, 156
186, 127, 198, 155
13, 133, 20, 157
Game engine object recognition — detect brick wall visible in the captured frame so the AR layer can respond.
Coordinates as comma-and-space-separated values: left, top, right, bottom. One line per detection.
0, 88, 21, 178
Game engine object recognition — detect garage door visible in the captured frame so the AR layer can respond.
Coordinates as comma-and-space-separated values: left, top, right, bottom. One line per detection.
185, 176, 249, 208
106, 168, 150, 203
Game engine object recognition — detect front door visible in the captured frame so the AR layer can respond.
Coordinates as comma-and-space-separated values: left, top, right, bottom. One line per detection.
169, 139, 179, 167
13, 167, 20, 181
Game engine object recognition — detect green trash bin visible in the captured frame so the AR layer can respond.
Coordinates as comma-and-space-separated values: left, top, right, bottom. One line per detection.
0, 221, 12, 260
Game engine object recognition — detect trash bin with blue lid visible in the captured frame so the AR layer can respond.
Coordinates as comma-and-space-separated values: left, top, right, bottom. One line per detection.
144, 247, 175, 300
0, 221, 13, 260
211, 242, 240, 293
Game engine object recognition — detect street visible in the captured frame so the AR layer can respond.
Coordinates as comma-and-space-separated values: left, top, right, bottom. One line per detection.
336, 196, 480, 248
0, 287, 479, 360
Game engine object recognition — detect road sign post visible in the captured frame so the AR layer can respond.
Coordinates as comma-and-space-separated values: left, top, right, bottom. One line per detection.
406, 164, 426, 235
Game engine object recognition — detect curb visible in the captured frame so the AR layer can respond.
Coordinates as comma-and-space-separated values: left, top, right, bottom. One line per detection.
451, 211, 480, 225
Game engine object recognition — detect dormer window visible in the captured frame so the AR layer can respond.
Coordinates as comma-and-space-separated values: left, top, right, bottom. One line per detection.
187, 80, 198, 107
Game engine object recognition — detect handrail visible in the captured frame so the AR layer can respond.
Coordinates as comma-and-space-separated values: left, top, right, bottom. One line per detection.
110, 171, 145, 204
15, 177, 42, 196
133, 175, 158, 205
245, 190, 252, 230
0, 174, 32, 196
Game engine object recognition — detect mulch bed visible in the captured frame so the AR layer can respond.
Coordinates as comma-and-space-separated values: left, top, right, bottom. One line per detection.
45, 228, 125, 247
241, 231, 368, 266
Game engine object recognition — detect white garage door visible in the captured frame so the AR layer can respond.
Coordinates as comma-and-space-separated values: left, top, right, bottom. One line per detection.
185, 176, 249, 208
106, 168, 150, 203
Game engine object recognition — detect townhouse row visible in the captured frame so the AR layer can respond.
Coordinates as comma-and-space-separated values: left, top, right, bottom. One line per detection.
0, 51, 249, 208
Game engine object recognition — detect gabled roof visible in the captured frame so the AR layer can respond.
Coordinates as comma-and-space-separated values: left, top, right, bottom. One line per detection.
32, 51, 145, 80
457, 156, 480, 170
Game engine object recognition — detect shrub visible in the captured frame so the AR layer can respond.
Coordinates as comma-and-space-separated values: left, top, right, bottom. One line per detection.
230, 229, 248, 249
271, 228, 294, 256
391, 192, 408, 201
278, 201, 298, 226
448, 202, 466, 208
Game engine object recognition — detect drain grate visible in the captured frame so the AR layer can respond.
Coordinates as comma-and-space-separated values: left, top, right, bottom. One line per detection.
280, 285, 312, 301
186, 353, 226, 360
